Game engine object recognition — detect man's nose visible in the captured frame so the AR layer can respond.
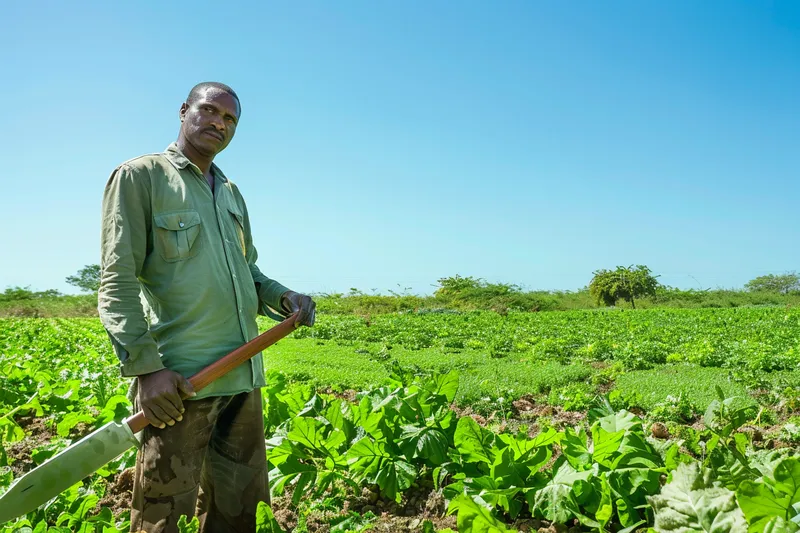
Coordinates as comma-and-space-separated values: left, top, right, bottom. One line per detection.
208, 114, 225, 131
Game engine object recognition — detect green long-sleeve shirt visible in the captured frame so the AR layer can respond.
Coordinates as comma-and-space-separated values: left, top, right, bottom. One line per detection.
98, 143, 290, 399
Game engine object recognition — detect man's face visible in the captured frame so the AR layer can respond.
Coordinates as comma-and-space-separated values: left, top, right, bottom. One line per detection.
179, 87, 240, 158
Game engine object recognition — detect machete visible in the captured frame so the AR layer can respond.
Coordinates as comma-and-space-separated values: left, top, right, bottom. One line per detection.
0, 313, 299, 524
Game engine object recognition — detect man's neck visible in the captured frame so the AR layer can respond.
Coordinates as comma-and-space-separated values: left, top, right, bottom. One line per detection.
176, 137, 214, 176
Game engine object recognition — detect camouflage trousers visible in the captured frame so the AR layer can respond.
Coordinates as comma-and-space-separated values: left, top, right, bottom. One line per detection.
129, 388, 269, 533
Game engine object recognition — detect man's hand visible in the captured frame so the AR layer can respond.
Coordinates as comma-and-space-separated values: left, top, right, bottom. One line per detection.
280, 290, 316, 327
138, 368, 196, 429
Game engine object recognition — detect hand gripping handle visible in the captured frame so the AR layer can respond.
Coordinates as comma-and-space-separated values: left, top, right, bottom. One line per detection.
125, 313, 299, 434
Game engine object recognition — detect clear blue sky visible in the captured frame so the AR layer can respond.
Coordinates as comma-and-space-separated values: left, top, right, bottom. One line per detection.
2, 1, 798, 296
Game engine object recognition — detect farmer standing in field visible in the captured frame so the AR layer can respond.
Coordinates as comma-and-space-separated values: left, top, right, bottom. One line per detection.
97, 82, 315, 532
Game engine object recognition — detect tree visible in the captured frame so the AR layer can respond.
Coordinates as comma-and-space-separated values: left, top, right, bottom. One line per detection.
434, 275, 484, 297
66, 264, 101, 293
744, 272, 800, 294
589, 265, 660, 309
0, 286, 62, 301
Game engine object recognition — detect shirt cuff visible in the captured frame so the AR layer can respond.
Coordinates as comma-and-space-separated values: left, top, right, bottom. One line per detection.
106, 331, 166, 377
256, 280, 291, 320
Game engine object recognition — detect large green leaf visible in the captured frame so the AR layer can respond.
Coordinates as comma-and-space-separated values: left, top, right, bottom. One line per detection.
592, 426, 625, 468
648, 462, 747, 532
375, 459, 417, 502
593, 476, 614, 530
612, 432, 662, 470
490, 444, 550, 487
454, 417, 495, 464
447, 495, 517, 533
266, 436, 298, 468
256, 502, 286, 533
737, 458, 800, 531
424, 370, 459, 404
288, 416, 327, 453
322, 400, 355, 444
460, 475, 524, 519
488, 447, 532, 490
750, 450, 796, 480
268, 458, 318, 505
417, 427, 450, 465
772, 459, 800, 513
353, 396, 387, 440
709, 446, 753, 491
497, 428, 558, 460
561, 427, 592, 470
607, 467, 661, 527
595, 410, 641, 434
56, 411, 94, 438
347, 437, 417, 501
528, 458, 594, 524
751, 516, 800, 533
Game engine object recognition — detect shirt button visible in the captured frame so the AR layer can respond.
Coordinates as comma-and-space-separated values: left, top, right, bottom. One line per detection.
179, 222, 185, 228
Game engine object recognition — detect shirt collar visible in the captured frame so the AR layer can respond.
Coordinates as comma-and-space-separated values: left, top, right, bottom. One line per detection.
163, 142, 228, 183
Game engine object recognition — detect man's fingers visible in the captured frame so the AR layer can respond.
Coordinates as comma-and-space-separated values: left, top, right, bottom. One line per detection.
162, 392, 186, 420
293, 297, 316, 327
177, 377, 196, 398
305, 298, 316, 326
296, 309, 310, 327
144, 404, 168, 429
154, 395, 183, 424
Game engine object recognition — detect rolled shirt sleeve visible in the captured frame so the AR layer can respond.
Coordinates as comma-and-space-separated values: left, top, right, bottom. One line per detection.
98, 164, 166, 377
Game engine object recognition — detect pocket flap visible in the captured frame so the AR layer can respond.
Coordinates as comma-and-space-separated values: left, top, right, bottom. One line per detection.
154, 210, 201, 231
227, 205, 244, 226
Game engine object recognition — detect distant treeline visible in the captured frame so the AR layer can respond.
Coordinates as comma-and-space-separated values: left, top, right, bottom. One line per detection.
2, 279, 799, 318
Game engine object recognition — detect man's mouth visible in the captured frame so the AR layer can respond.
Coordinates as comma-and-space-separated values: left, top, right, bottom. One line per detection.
203, 130, 224, 141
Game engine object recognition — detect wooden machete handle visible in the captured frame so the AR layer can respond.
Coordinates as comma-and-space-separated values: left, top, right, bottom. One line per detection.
125, 313, 299, 434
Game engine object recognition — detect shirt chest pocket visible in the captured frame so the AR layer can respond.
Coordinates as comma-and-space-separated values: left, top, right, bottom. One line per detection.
153, 210, 202, 262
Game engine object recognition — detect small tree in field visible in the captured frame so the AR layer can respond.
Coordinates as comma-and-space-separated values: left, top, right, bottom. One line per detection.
434, 275, 484, 297
744, 272, 800, 294
589, 265, 659, 309
66, 264, 101, 293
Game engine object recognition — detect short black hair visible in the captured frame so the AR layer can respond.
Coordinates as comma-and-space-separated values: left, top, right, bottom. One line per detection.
186, 82, 241, 114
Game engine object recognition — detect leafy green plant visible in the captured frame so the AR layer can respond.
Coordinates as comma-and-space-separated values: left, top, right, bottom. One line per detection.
2, 308, 800, 532
547, 382, 595, 412
589, 265, 660, 309
648, 462, 747, 532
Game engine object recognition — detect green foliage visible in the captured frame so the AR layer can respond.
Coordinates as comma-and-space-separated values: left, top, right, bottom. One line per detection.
435, 275, 486, 296
0, 286, 62, 301
177, 516, 200, 533
256, 502, 287, 532
737, 458, 800, 532
745, 272, 800, 295
0, 293, 98, 318
648, 462, 747, 532
7, 271, 800, 318
547, 382, 596, 412
589, 265, 660, 308
447, 495, 518, 532
432, 275, 562, 312
65, 264, 101, 293
616, 366, 756, 416
1, 310, 800, 532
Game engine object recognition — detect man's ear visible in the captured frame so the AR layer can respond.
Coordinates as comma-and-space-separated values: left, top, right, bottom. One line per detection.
179, 102, 188, 122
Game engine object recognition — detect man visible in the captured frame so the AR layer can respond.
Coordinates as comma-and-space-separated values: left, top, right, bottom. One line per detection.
98, 82, 315, 532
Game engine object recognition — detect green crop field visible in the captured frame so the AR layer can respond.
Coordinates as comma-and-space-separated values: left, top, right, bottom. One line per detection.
1, 308, 799, 532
